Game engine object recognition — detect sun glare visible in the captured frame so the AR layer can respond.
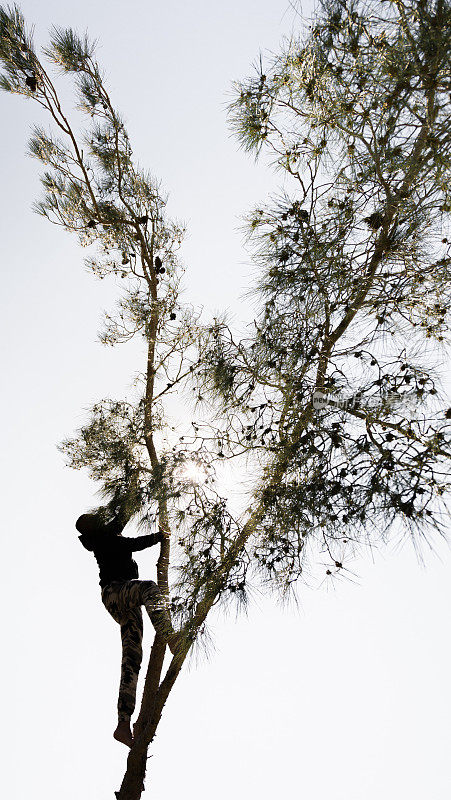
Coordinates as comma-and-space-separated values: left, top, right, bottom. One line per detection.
175, 460, 208, 486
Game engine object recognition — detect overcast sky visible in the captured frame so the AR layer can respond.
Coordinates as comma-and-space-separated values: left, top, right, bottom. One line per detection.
1, 1, 450, 799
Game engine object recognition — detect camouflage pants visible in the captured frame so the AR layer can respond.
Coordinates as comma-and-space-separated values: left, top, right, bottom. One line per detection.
101, 580, 174, 722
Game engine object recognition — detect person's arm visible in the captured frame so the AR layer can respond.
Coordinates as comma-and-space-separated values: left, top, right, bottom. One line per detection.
103, 515, 127, 536
127, 532, 163, 552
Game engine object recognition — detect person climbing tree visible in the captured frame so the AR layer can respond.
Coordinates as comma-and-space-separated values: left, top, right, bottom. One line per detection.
1, 2, 450, 798
76, 506, 180, 748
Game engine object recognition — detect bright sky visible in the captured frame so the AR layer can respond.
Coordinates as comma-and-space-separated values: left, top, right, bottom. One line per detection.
1, 1, 450, 798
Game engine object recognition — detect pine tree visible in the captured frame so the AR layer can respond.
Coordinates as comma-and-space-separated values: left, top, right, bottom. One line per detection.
1, 2, 450, 798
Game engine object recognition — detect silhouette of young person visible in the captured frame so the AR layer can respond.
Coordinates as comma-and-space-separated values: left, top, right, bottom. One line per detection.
76, 508, 179, 747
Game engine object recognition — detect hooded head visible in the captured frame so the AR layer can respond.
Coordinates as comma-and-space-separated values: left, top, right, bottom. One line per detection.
76, 513, 104, 551
75, 513, 99, 535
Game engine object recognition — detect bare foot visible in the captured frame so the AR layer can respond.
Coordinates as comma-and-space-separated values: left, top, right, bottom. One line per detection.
114, 720, 133, 748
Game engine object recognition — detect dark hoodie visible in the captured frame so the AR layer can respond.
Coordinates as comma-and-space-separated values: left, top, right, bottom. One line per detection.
78, 515, 161, 588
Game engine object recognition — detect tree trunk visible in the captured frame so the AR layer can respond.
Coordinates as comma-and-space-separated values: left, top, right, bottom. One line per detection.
115, 655, 184, 799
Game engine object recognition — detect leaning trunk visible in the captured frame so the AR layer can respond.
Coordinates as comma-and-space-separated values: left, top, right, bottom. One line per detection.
116, 658, 185, 799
